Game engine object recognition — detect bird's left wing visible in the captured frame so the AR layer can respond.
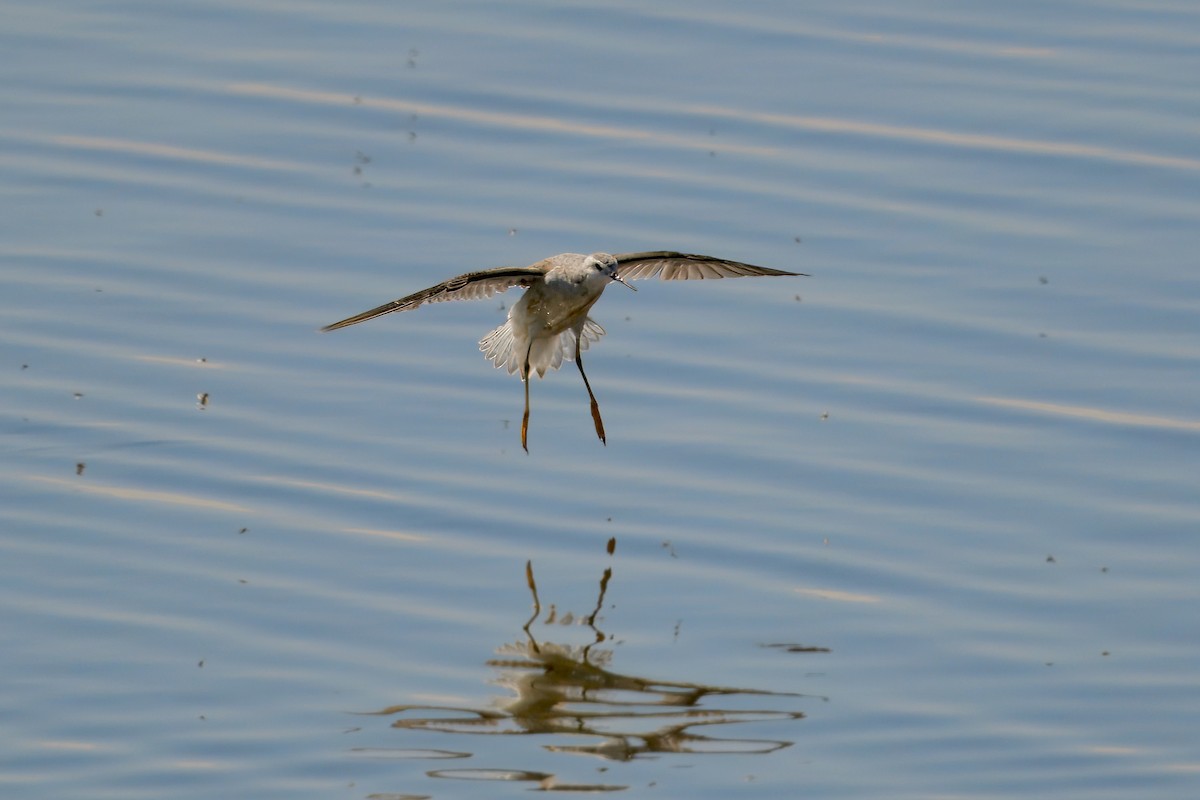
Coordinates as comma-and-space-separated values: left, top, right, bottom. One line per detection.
321, 266, 545, 331
613, 251, 804, 281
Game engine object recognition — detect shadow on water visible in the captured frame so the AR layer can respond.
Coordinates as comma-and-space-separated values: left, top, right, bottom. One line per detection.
355, 538, 818, 792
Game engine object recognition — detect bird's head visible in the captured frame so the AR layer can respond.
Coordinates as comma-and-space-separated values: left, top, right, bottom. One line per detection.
588, 253, 636, 292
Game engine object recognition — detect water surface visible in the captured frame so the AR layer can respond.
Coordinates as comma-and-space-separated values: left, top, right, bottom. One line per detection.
2, 2, 1198, 798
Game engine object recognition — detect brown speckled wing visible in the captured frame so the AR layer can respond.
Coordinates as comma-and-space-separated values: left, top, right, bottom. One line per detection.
321, 266, 545, 331
613, 251, 804, 281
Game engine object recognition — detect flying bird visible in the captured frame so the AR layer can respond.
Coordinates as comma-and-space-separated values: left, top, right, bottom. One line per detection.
322, 251, 804, 451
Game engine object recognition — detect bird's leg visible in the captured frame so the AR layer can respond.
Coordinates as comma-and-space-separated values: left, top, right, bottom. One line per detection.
575, 334, 606, 446
521, 343, 532, 453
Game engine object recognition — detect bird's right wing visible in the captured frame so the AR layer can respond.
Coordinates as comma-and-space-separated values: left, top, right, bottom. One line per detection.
321, 266, 545, 331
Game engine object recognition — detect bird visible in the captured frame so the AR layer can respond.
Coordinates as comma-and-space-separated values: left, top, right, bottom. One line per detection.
321, 251, 805, 451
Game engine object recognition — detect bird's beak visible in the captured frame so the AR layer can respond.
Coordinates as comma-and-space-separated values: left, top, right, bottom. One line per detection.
611, 274, 637, 292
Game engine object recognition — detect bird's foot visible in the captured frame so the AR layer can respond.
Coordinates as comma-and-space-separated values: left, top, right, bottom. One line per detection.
590, 400, 606, 446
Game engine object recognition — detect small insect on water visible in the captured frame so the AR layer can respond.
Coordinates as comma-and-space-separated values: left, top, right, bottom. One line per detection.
322, 251, 805, 451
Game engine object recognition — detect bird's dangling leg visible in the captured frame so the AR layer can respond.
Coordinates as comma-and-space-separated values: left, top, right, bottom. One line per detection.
575, 334, 606, 446
521, 343, 533, 453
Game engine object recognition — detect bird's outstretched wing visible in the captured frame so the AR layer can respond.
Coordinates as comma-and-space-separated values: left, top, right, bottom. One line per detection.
321, 266, 545, 331
613, 251, 804, 281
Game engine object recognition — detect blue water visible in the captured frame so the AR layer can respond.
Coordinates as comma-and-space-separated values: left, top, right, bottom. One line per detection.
2, 2, 1198, 798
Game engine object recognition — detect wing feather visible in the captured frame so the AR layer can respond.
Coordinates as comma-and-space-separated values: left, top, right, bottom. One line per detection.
613, 251, 804, 281
321, 267, 544, 331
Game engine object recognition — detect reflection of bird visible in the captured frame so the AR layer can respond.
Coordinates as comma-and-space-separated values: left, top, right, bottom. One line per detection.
369, 554, 809, 771
322, 251, 804, 451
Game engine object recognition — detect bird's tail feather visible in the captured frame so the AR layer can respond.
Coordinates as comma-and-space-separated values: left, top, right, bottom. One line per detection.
479, 318, 605, 379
